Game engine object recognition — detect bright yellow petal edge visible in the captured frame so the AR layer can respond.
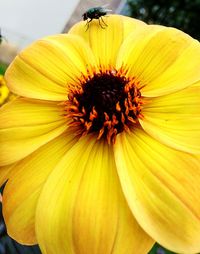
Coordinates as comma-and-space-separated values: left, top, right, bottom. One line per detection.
0, 14, 200, 254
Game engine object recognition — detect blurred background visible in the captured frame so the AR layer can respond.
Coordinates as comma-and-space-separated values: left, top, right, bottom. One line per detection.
1, 0, 200, 253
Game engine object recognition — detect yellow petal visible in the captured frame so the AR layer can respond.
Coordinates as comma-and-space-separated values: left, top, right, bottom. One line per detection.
2, 131, 78, 244
116, 25, 200, 96
69, 14, 146, 68
5, 34, 97, 100
114, 129, 200, 253
0, 163, 15, 187
36, 135, 153, 254
0, 97, 68, 165
140, 85, 200, 154
192, 80, 200, 87
0, 75, 10, 105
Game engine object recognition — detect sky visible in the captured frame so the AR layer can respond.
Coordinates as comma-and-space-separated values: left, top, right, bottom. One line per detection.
0, 0, 79, 48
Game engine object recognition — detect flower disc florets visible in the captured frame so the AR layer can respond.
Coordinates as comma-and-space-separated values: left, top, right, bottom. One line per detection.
66, 69, 143, 144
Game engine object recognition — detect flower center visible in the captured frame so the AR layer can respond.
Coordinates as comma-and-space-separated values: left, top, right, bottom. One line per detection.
65, 69, 143, 144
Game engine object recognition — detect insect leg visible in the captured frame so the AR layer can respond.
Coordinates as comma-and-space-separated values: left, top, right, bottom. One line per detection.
85, 19, 92, 31
100, 17, 108, 27
98, 18, 105, 29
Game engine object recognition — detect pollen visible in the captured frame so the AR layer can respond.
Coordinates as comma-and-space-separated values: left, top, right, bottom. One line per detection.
64, 68, 144, 144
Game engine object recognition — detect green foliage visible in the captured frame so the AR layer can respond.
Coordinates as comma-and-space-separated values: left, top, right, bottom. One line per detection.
0, 63, 8, 75
126, 0, 200, 40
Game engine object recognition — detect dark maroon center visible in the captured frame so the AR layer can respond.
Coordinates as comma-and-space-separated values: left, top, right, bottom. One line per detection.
70, 73, 141, 136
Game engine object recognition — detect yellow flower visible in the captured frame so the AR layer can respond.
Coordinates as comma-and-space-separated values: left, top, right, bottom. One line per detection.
1, 14, 200, 254
0, 74, 16, 105
0, 75, 10, 105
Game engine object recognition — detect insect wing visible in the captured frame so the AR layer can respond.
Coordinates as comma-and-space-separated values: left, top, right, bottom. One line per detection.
101, 4, 112, 12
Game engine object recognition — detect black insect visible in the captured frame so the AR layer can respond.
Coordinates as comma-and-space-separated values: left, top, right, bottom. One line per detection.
82, 6, 111, 30
0, 29, 3, 44
0, 29, 6, 44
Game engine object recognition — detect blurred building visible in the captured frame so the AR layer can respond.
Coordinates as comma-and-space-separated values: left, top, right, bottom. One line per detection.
0, 0, 80, 48
0, 41, 18, 65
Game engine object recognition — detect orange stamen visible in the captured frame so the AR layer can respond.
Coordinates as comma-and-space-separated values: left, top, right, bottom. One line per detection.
116, 101, 121, 111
